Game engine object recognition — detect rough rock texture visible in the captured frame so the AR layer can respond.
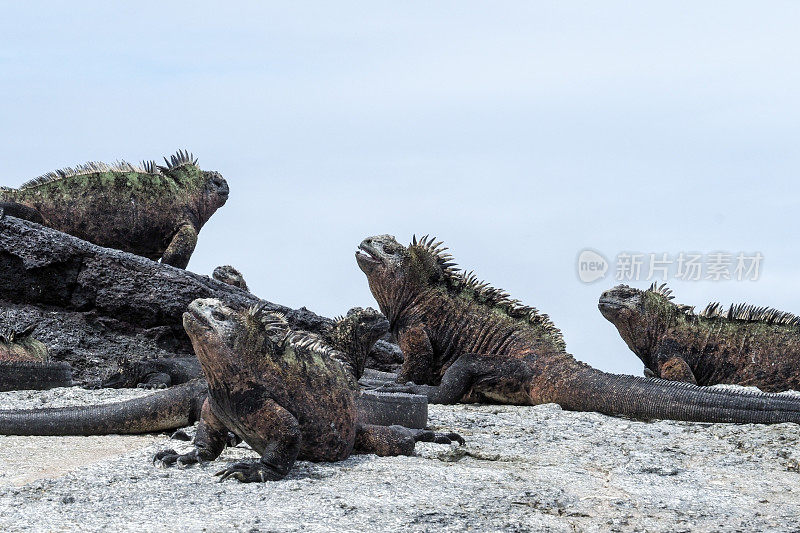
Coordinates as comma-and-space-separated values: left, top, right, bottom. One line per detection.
0, 386, 799, 531
0, 217, 397, 382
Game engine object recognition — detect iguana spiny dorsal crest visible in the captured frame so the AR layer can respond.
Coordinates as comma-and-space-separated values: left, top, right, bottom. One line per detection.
0, 149, 228, 268
327, 307, 390, 379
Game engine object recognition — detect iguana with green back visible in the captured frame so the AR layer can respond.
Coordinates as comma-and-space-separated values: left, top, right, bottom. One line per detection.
154, 299, 461, 482
0, 306, 428, 435
0, 150, 228, 268
0, 323, 74, 391
599, 282, 800, 392
356, 234, 800, 423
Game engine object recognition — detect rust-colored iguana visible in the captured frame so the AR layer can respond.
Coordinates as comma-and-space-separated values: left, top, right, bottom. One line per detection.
0, 150, 228, 268
0, 305, 428, 434
356, 234, 800, 423
599, 283, 800, 392
153, 299, 462, 482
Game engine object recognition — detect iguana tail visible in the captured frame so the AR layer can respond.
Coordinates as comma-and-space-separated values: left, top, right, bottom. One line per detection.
357, 390, 428, 429
558, 368, 800, 424
0, 379, 207, 435
0, 361, 74, 392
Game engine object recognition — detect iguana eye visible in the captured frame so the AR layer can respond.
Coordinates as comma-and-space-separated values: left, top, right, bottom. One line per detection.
211, 309, 226, 321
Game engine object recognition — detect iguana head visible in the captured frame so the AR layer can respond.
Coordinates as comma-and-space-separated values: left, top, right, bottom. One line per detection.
183, 299, 287, 379
357, 234, 453, 321
213, 265, 248, 291
328, 307, 390, 379
599, 283, 682, 360
158, 151, 229, 226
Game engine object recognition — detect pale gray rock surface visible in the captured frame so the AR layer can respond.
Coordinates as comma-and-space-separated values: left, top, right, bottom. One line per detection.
0, 387, 799, 532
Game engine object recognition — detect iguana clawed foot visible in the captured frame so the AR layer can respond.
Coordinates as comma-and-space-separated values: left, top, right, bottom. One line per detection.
137, 382, 168, 390
153, 448, 203, 467
214, 461, 284, 483
414, 429, 465, 446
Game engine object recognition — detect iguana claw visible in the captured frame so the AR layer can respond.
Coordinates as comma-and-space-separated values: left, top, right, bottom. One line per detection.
153, 448, 202, 467
214, 461, 283, 483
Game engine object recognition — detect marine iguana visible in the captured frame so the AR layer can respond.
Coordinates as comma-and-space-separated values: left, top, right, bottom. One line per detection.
0, 150, 228, 268
154, 299, 462, 482
356, 234, 800, 423
95, 307, 392, 389
0, 306, 428, 434
98, 356, 203, 389
599, 283, 800, 392
213, 265, 249, 291
0, 324, 74, 391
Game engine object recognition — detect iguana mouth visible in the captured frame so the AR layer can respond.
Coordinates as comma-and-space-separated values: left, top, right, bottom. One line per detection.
356, 244, 381, 264
183, 308, 212, 334
598, 297, 624, 310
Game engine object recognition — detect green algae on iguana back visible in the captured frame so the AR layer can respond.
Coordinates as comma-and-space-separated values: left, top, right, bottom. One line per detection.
0, 324, 74, 391
0, 324, 47, 362
599, 282, 800, 392
356, 234, 800, 424
0, 150, 229, 268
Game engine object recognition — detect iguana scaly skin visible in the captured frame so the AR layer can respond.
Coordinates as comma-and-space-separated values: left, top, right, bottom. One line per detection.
0, 306, 428, 434
96, 307, 390, 389
0, 150, 229, 268
600, 283, 800, 392
213, 265, 249, 291
0, 324, 47, 362
0, 324, 74, 391
98, 356, 203, 390
357, 234, 800, 424
154, 299, 462, 482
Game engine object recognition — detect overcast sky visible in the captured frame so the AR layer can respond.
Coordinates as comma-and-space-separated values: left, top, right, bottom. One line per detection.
2, 2, 799, 375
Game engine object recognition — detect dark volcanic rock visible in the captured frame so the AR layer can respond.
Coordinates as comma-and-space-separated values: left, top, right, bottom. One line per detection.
0, 217, 399, 382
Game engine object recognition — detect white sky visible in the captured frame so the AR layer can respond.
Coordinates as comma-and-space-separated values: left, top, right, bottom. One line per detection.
2, 2, 799, 375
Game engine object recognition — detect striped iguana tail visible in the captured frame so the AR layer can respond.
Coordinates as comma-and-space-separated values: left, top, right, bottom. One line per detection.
0, 379, 207, 435
558, 368, 800, 424
0, 361, 75, 392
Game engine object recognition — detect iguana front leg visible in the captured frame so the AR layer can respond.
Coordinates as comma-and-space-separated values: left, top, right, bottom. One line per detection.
397, 325, 435, 385
161, 223, 198, 269
653, 342, 697, 384
658, 356, 697, 384
378, 353, 529, 404
215, 398, 301, 483
154, 398, 228, 466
